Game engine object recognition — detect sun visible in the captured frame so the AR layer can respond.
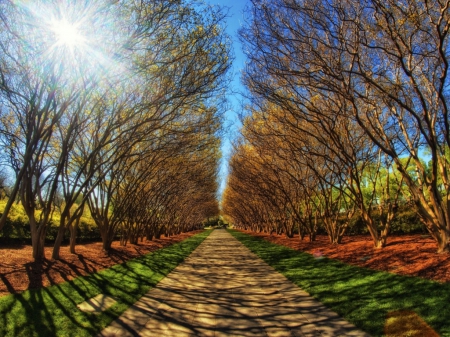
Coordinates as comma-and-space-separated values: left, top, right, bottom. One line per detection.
50, 18, 86, 49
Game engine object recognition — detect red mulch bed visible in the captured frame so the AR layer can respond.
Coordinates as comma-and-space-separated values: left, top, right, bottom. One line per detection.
0, 231, 202, 297
240, 230, 450, 283
2, 230, 450, 298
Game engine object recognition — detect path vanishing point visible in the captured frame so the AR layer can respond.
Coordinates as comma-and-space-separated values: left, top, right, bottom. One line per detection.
99, 229, 371, 336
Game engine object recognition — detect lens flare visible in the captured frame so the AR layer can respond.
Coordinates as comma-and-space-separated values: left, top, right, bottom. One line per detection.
10, 1, 129, 87
50, 18, 86, 49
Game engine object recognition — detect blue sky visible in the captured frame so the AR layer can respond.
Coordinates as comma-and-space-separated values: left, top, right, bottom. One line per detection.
205, 0, 249, 198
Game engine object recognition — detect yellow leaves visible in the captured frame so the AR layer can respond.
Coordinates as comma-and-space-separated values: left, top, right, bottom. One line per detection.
148, 64, 159, 73
213, 24, 220, 36
310, 94, 320, 104
196, 25, 204, 34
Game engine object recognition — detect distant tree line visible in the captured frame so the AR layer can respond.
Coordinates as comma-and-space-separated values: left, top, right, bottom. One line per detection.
223, 0, 450, 253
0, 0, 231, 260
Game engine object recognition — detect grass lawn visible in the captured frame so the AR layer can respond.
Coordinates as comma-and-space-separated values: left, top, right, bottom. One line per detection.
0, 230, 211, 337
229, 229, 450, 337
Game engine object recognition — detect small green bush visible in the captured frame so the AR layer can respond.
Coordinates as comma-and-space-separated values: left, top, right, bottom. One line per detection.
0, 217, 30, 241
345, 205, 425, 235
390, 207, 425, 234
0, 216, 102, 243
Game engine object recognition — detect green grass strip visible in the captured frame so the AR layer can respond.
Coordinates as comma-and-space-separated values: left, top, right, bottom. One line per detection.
0, 230, 211, 337
229, 229, 450, 337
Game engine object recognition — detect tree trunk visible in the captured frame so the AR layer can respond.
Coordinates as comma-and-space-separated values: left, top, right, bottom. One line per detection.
130, 230, 138, 245
102, 236, 113, 251
67, 204, 84, 254
69, 220, 78, 254
436, 229, 450, 254
120, 224, 128, 246
155, 226, 162, 239
32, 223, 47, 261
285, 228, 294, 238
99, 224, 114, 252
52, 222, 66, 260
297, 221, 304, 241
324, 218, 347, 245
374, 224, 390, 249
146, 225, 154, 241
361, 209, 383, 249
310, 212, 319, 242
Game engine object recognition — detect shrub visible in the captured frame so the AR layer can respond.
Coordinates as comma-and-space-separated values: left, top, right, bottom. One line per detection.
346, 205, 425, 235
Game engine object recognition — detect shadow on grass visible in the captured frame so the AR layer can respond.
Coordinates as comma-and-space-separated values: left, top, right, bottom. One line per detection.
229, 230, 450, 337
0, 230, 211, 337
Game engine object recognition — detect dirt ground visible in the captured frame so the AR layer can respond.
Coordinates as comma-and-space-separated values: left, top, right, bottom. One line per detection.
1, 230, 449, 298
0, 231, 201, 297
242, 230, 450, 283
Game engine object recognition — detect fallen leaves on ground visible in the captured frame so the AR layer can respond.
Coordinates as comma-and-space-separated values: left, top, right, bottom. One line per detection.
384, 310, 439, 337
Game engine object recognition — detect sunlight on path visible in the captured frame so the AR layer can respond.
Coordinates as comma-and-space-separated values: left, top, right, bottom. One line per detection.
99, 229, 370, 336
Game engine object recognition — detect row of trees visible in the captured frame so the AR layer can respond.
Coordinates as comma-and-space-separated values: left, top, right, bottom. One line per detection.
223, 0, 450, 253
0, 0, 230, 260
